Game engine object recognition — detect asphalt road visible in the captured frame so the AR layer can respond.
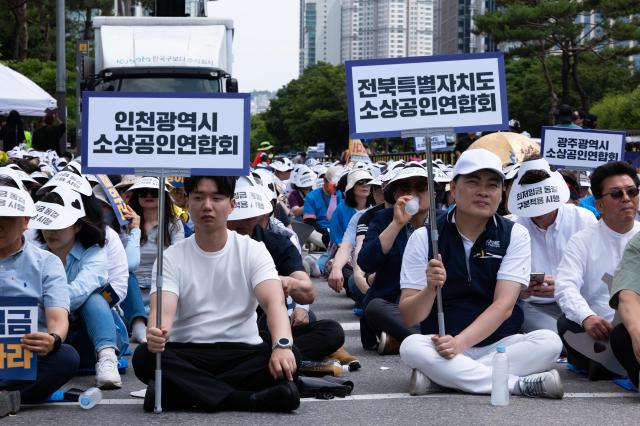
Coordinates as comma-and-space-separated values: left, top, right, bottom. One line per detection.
5, 276, 638, 425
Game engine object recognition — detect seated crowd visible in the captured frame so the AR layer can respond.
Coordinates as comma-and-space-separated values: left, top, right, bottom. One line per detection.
0, 145, 639, 416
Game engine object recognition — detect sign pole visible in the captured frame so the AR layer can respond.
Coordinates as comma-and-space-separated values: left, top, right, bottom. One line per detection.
154, 174, 166, 414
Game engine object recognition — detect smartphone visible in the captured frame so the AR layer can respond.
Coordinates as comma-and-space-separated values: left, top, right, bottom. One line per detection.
530, 272, 545, 285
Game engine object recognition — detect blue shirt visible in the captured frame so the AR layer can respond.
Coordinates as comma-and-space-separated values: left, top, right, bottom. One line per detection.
330, 202, 357, 245
57, 241, 108, 311
303, 189, 343, 230
0, 239, 69, 331
579, 194, 601, 219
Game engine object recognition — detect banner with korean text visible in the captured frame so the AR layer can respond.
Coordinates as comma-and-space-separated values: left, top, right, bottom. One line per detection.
0, 297, 38, 380
81, 92, 250, 175
541, 127, 625, 170
346, 52, 509, 139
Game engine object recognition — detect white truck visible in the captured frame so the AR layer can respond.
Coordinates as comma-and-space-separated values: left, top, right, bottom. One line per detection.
84, 16, 237, 93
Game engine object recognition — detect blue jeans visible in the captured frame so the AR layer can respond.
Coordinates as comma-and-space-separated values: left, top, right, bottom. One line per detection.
69, 292, 128, 368
120, 274, 148, 330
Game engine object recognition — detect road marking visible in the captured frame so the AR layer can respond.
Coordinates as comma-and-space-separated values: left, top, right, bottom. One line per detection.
340, 322, 360, 331
41, 391, 638, 407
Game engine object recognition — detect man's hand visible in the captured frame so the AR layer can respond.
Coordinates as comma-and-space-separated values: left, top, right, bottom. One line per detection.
426, 255, 446, 292
582, 315, 613, 341
20, 332, 54, 356
147, 326, 169, 353
393, 195, 414, 226
328, 266, 344, 293
279, 276, 291, 297
269, 347, 297, 381
431, 334, 464, 359
290, 308, 310, 328
530, 275, 555, 298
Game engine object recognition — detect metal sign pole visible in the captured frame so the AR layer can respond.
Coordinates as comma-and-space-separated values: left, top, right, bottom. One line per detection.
402, 128, 453, 337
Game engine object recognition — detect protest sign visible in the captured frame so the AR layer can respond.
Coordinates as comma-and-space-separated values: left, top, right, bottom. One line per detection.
348, 138, 371, 163
346, 52, 508, 139
316, 142, 325, 156
415, 135, 447, 153
81, 92, 250, 176
541, 127, 625, 170
96, 174, 130, 226
0, 297, 38, 380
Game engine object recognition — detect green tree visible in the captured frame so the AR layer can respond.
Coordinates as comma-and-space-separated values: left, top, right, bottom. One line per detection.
475, 0, 640, 123
250, 112, 272, 152
591, 87, 640, 130
264, 62, 348, 156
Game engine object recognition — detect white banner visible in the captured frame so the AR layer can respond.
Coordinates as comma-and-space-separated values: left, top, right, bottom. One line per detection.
81, 92, 250, 176
541, 127, 626, 170
414, 135, 447, 153
346, 53, 508, 139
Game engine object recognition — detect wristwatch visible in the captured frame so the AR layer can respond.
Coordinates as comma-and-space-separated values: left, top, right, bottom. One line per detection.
49, 333, 62, 352
272, 337, 293, 351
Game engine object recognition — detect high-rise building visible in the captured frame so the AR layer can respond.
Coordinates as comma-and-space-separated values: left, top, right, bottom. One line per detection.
300, 0, 342, 73
434, 0, 496, 54
340, 0, 435, 62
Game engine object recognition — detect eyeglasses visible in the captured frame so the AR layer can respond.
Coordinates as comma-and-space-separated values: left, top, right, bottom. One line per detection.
602, 186, 639, 199
136, 189, 159, 198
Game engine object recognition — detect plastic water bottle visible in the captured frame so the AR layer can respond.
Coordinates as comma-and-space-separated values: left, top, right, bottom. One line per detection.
404, 195, 419, 216
79, 387, 103, 410
491, 345, 510, 406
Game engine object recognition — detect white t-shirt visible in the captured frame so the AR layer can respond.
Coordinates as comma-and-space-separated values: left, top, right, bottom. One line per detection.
151, 230, 279, 344
516, 204, 597, 304
555, 220, 640, 324
401, 217, 531, 291
104, 227, 129, 302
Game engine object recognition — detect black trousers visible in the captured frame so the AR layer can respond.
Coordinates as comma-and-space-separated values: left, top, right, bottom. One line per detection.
365, 298, 420, 342
257, 312, 345, 360
133, 341, 301, 412
0, 344, 79, 403
610, 323, 640, 388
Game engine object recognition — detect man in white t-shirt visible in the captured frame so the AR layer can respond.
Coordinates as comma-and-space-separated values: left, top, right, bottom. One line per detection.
398, 149, 563, 398
508, 157, 597, 332
132, 176, 300, 413
555, 161, 640, 378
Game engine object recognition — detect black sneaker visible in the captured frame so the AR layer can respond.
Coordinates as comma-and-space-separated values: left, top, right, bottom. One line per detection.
517, 369, 564, 399
250, 381, 300, 412
0, 390, 20, 418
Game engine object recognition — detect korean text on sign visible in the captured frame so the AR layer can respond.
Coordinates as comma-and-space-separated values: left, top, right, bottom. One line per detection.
82, 92, 250, 176
541, 127, 626, 170
346, 52, 508, 139
0, 297, 38, 380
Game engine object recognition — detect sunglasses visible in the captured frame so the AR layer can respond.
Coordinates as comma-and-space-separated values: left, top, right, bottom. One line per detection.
355, 179, 371, 186
396, 181, 428, 193
602, 186, 639, 199
136, 189, 159, 198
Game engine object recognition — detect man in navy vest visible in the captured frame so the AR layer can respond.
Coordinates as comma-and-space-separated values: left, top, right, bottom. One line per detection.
398, 149, 564, 398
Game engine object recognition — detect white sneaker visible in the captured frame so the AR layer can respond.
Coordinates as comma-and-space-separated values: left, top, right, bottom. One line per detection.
517, 369, 564, 399
95, 353, 122, 389
304, 255, 322, 277
408, 368, 442, 395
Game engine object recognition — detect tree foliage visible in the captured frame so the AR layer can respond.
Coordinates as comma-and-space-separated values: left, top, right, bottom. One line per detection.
591, 87, 640, 130
263, 62, 349, 156
475, 0, 640, 122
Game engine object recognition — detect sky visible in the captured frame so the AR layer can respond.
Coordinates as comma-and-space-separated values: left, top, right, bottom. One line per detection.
206, 0, 300, 93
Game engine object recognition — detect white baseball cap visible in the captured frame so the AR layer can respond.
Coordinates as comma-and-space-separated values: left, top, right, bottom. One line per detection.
126, 176, 169, 193
387, 164, 430, 185
29, 186, 86, 230
452, 149, 505, 179
0, 186, 36, 217
345, 169, 374, 192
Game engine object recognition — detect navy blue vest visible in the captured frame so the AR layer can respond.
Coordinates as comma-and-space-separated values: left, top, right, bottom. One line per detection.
420, 210, 524, 346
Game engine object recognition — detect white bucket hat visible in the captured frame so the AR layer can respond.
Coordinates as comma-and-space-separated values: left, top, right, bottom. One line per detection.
229, 181, 273, 221
29, 186, 86, 230
345, 169, 374, 192
507, 158, 570, 218
40, 170, 93, 196
0, 186, 36, 217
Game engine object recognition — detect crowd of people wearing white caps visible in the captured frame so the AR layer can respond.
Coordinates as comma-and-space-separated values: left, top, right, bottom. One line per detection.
1, 142, 640, 416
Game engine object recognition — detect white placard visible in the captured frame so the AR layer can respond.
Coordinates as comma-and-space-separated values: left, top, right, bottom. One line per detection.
541, 127, 626, 170
414, 135, 447, 153
316, 142, 325, 155
81, 92, 250, 176
346, 53, 508, 139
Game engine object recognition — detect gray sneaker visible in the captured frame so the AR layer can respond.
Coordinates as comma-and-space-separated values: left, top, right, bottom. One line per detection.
518, 369, 564, 399
408, 368, 442, 395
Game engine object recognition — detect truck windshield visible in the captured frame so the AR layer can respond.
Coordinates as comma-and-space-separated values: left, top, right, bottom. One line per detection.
96, 77, 221, 92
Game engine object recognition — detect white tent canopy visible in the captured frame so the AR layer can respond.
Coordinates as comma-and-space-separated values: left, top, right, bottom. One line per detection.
0, 63, 57, 117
